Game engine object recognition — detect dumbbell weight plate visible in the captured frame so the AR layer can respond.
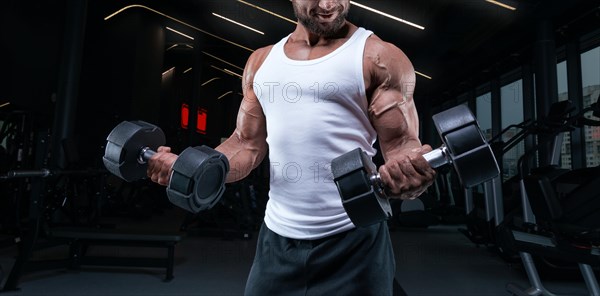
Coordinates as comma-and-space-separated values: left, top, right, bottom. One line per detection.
432, 105, 499, 187
103, 121, 166, 182
331, 148, 392, 227
167, 146, 229, 213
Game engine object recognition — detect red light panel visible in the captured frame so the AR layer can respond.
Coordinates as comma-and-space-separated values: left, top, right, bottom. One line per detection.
197, 108, 207, 134
181, 103, 189, 129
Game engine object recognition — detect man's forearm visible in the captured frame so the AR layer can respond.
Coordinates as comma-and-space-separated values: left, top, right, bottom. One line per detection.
216, 133, 268, 183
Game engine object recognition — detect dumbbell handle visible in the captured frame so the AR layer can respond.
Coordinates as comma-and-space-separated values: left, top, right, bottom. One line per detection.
371, 145, 450, 186
138, 147, 156, 164
422, 145, 450, 169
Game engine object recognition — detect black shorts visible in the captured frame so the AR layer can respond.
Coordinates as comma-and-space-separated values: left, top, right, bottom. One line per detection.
244, 222, 396, 296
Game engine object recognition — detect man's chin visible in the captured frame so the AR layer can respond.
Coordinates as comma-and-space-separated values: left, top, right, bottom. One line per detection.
299, 16, 346, 37
319, 23, 346, 37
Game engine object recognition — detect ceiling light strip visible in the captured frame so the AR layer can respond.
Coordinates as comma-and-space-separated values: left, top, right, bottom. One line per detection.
237, 0, 297, 24
350, 1, 425, 30
202, 51, 244, 71
211, 65, 243, 79
104, 5, 255, 52
217, 91, 234, 100
162, 67, 175, 76
484, 0, 517, 11
202, 77, 222, 86
223, 68, 243, 78
166, 26, 194, 40
0, 102, 10, 108
212, 13, 264, 35
166, 44, 179, 51
415, 71, 432, 80
183, 68, 193, 74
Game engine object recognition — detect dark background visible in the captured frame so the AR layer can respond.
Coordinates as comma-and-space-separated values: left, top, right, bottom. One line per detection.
0, 0, 598, 168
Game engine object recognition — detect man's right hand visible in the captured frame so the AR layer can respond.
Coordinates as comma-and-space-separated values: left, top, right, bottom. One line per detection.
147, 146, 178, 186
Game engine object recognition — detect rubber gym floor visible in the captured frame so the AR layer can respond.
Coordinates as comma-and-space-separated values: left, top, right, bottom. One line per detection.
0, 207, 590, 296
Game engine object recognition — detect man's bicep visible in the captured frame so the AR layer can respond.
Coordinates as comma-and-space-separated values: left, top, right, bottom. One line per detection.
236, 94, 267, 143
365, 39, 420, 157
234, 46, 270, 147
370, 89, 421, 157
216, 94, 268, 182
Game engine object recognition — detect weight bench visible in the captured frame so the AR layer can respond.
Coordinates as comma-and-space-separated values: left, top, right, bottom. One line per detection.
50, 227, 184, 281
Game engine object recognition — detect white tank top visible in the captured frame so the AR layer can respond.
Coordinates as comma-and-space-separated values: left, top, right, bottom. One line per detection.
253, 27, 377, 239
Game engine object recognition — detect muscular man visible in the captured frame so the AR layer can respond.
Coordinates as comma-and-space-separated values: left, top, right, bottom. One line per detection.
149, 0, 435, 295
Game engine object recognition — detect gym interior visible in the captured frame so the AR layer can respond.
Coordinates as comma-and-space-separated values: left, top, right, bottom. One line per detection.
1, 0, 600, 295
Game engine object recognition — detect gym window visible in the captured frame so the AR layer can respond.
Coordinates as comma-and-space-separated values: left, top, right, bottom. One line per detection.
500, 79, 524, 180
580, 46, 600, 168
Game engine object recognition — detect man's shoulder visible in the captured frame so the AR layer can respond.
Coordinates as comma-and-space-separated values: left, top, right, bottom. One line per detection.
364, 34, 411, 66
255, 44, 275, 55
362, 33, 414, 88
244, 44, 276, 83
364, 34, 397, 55
249, 45, 275, 62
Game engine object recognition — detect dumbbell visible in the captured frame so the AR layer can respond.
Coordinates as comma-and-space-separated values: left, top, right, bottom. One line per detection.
331, 104, 500, 227
102, 120, 229, 213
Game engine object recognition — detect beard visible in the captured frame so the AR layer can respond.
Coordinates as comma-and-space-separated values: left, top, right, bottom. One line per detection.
293, 5, 349, 37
